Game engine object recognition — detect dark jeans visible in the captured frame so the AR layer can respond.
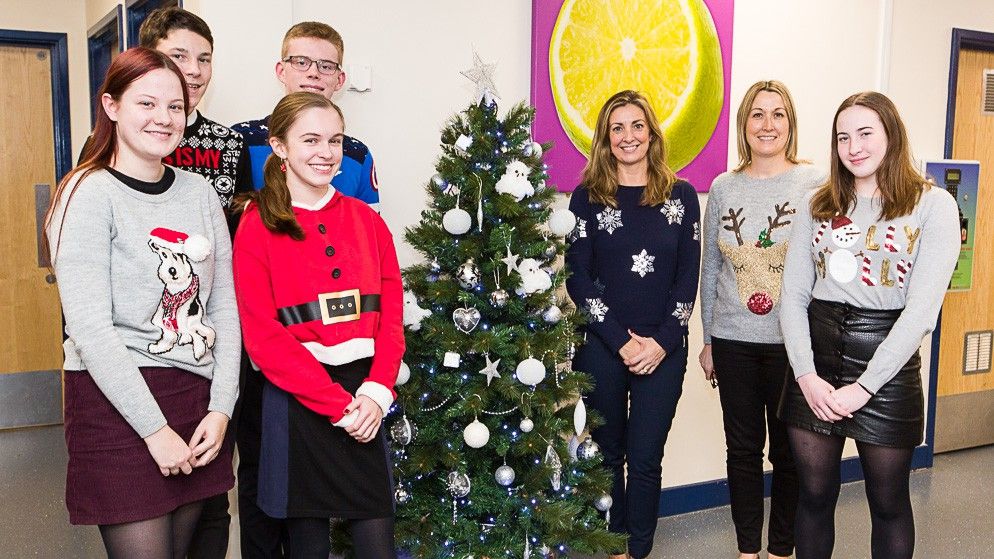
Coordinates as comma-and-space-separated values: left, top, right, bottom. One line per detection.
712, 338, 797, 557
576, 332, 688, 559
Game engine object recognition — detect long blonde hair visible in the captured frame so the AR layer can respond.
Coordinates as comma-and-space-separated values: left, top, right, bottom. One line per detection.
580, 90, 677, 207
237, 92, 344, 240
810, 91, 927, 221
733, 80, 803, 172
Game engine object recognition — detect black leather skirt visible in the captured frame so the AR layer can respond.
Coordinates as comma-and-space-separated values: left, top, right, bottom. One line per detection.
779, 299, 924, 448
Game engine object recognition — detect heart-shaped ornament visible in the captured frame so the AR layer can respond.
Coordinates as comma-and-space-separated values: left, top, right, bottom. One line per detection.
452, 307, 481, 333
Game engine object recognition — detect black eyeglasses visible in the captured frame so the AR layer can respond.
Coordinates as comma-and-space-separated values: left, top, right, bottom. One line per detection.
283, 55, 341, 75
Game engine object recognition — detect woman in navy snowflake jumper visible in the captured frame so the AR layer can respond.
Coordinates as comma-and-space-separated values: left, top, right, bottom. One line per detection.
565, 90, 700, 559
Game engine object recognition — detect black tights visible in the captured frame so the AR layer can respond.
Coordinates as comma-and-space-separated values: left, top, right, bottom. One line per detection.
789, 427, 915, 559
98, 500, 204, 559
286, 516, 396, 559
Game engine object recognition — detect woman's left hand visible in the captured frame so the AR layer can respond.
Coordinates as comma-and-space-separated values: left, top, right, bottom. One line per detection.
624, 331, 666, 375
189, 411, 229, 467
831, 383, 872, 415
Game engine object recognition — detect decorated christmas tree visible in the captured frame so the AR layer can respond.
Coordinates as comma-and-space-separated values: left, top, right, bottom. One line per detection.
377, 55, 625, 558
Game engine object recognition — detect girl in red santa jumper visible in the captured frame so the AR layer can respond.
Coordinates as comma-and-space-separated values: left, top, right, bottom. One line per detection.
232, 92, 403, 559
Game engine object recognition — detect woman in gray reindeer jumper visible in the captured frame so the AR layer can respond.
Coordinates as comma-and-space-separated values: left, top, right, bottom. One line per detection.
699, 80, 824, 559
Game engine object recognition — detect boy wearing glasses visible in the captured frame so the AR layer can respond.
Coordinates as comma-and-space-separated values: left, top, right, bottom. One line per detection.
232, 21, 379, 211
231, 21, 380, 558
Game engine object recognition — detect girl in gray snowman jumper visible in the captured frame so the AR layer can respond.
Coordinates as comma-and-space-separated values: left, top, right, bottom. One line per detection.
779, 92, 959, 559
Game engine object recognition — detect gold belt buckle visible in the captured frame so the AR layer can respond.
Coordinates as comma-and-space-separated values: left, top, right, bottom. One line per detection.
318, 289, 361, 325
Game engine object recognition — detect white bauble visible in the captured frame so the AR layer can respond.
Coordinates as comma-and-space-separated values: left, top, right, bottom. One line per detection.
594, 493, 613, 512
515, 357, 546, 386
463, 419, 490, 448
548, 208, 577, 237
443, 208, 472, 235
573, 398, 587, 436
396, 361, 411, 385
519, 417, 534, 433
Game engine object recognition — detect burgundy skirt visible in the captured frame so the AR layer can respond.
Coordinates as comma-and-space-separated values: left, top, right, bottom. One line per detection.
64, 367, 234, 525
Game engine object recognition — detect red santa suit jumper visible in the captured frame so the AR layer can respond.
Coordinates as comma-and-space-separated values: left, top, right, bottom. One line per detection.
233, 188, 404, 519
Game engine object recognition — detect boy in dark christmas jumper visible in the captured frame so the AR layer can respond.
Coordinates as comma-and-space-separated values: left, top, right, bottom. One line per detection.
136, 8, 252, 557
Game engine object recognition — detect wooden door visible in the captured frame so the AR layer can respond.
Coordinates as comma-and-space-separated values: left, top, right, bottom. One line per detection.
935, 47, 994, 452
0, 44, 64, 429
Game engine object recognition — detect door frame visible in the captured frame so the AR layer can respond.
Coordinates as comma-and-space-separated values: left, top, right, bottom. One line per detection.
0, 30, 72, 181
125, 0, 183, 49
87, 6, 124, 127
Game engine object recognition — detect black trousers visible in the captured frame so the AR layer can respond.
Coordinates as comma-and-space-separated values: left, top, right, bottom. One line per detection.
712, 338, 797, 557
237, 358, 289, 558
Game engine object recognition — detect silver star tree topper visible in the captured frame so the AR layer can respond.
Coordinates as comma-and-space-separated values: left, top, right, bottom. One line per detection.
460, 50, 500, 104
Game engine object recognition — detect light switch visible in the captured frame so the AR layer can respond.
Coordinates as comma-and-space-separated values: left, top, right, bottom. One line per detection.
347, 64, 372, 92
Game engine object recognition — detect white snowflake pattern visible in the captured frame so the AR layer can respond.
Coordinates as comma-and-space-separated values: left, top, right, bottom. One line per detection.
661, 199, 686, 225
631, 249, 656, 277
693, 222, 700, 241
188, 136, 201, 148
672, 302, 694, 326
567, 218, 588, 243
596, 207, 624, 234
585, 298, 609, 322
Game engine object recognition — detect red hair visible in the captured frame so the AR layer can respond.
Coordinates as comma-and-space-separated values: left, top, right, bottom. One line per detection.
45, 47, 188, 261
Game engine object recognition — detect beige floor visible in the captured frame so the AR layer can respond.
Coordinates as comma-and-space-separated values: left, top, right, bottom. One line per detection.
2, 425, 992, 558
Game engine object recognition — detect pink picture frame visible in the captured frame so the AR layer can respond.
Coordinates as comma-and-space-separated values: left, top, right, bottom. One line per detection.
530, 0, 735, 193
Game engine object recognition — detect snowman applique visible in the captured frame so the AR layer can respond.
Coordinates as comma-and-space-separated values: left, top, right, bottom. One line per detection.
827, 216, 861, 283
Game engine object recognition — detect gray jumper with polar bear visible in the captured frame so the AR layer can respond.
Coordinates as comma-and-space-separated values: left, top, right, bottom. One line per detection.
48, 168, 240, 438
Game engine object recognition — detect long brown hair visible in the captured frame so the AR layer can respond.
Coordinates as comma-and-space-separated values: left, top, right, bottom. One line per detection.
733, 80, 803, 172
811, 91, 927, 221
580, 90, 677, 207
239, 92, 344, 240
44, 47, 188, 261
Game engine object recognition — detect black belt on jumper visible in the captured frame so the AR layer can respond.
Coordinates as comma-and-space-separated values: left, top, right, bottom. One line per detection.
277, 289, 381, 326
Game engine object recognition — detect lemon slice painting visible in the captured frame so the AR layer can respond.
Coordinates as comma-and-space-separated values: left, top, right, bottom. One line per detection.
549, 0, 724, 172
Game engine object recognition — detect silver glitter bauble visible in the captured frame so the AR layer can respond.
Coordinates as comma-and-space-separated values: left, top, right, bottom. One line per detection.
446, 471, 471, 498
577, 438, 600, 460
489, 288, 510, 308
456, 258, 481, 289
394, 483, 411, 504
543, 243, 557, 258
519, 417, 534, 433
429, 258, 442, 273
594, 493, 613, 512
494, 464, 516, 486
389, 416, 416, 446
542, 305, 563, 324
431, 174, 446, 187
452, 306, 482, 333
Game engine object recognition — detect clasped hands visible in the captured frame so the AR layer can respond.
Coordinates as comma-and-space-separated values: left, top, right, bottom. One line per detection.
341, 394, 383, 444
797, 373, 872, 422
144, 410, 229, 477
620, 330, 666, 375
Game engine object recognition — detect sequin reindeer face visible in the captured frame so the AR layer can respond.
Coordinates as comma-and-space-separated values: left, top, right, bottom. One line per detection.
717, 202, 795, 315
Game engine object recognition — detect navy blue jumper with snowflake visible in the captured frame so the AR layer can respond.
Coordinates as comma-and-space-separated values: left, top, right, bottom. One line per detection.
566, 181, 701, 355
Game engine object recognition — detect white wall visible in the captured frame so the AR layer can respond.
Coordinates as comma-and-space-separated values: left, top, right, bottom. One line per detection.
11, 0, 993, 491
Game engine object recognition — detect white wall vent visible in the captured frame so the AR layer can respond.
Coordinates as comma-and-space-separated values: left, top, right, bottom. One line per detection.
963, 330, 993, 374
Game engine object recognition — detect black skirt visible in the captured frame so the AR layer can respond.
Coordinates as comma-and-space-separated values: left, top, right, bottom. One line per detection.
257, 357, 394, 519
779, 299, 924, 448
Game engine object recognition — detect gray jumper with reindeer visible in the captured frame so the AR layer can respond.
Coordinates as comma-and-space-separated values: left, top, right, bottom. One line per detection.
700, 165, 826, 344
48, 168, 240, 438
